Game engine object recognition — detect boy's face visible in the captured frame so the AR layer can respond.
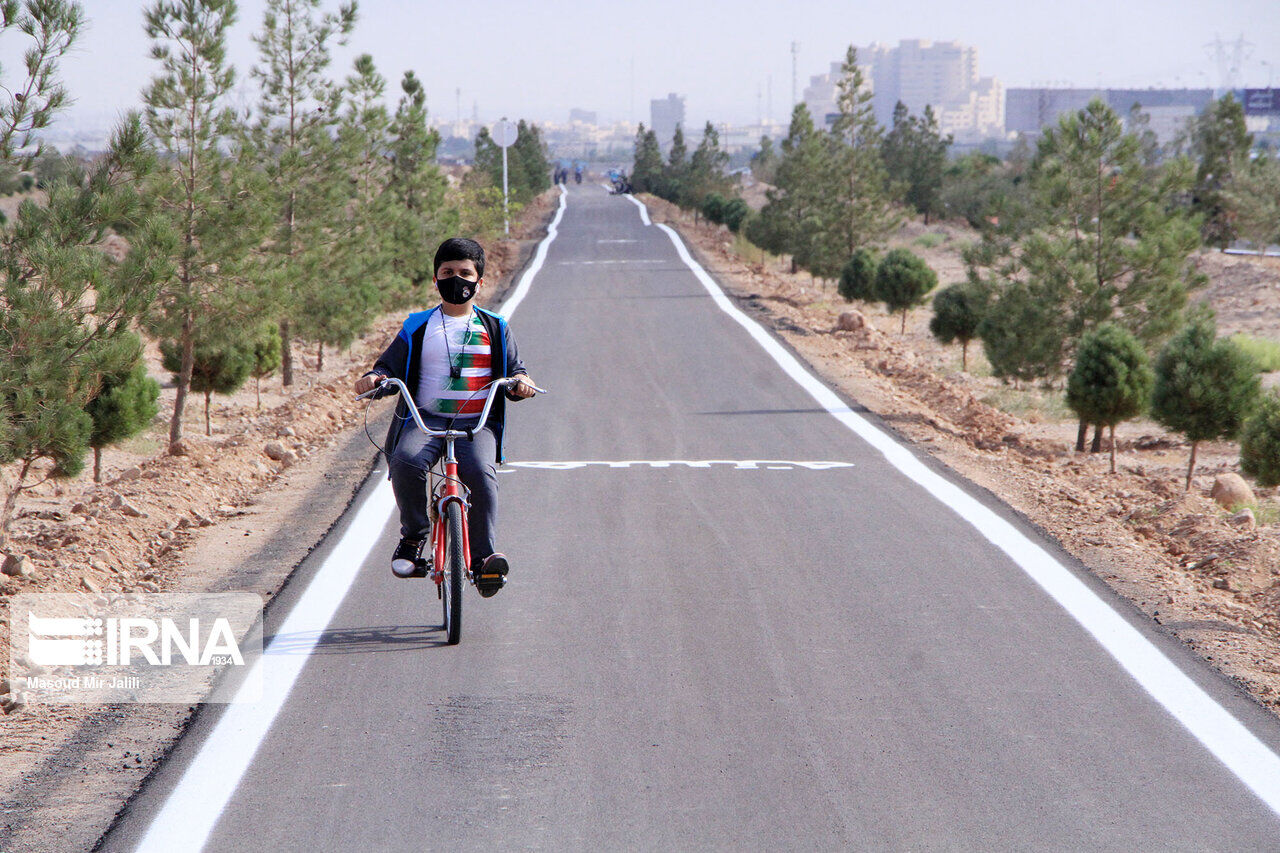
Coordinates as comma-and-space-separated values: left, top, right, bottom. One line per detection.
435, 258, 481, 283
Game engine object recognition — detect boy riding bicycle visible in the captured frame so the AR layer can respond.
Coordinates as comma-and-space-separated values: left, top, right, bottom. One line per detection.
353, 238, 538, 597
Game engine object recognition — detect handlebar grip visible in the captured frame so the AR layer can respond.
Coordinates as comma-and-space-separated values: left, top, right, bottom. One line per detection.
356, 378, 397, 401
508, 376, 548, 395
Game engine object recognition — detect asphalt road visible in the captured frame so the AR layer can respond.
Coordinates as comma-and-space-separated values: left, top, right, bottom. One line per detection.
102, 183, 1280, 851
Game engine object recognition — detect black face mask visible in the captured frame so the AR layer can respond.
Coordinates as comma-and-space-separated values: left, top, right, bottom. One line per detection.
435, 275, 476, 305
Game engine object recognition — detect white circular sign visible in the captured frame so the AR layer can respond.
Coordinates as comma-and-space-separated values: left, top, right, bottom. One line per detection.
492, 119, 518, 148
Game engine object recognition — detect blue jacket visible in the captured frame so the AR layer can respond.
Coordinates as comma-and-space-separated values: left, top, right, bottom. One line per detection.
367, 305, 528, 465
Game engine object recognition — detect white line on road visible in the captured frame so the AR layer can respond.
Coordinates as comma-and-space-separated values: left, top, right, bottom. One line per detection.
496, 460, 854, 471
649, 210, 1280, 817
624, 192, 651, 226
557, 259, 668, 265
134, 188, 570, 853
501, 185, 568, 318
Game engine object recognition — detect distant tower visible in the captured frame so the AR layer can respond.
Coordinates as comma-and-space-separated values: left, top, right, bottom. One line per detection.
791, 41, 800, 108
1205, 33, 1253, 93
456, 87, 461, 125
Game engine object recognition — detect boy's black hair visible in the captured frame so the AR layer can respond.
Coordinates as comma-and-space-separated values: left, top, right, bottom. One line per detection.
434, 237, 485, 278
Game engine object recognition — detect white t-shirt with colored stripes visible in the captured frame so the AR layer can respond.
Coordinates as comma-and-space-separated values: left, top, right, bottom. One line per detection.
415, 310, 492, 419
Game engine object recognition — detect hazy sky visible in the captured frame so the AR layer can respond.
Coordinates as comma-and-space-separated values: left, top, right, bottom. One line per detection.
10, 0, 1280, 130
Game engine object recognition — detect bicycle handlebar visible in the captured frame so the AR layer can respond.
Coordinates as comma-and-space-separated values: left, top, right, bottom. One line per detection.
357, 375, 546, 439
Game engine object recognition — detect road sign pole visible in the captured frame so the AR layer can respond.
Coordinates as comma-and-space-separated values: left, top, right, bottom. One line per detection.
491, 118, 518, 238
502, 145, 509, 236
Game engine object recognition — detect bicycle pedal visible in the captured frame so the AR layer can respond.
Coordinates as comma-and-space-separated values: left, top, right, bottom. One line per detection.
409, 558, 430, 579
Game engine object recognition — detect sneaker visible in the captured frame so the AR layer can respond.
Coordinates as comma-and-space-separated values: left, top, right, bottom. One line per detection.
391, 538, 427, 578
473, 553, 509, 597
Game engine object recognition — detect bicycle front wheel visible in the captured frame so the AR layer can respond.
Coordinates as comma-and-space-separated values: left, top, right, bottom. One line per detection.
442, 501, 465, 645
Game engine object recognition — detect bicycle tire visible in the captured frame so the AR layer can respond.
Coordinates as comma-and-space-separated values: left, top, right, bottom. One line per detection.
443, 501, 465, 645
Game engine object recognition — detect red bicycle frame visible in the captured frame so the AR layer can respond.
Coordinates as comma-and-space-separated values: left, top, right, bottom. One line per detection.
430, 455, 472, 586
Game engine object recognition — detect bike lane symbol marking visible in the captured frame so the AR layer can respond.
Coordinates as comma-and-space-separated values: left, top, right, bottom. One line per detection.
497, 460, 855, 473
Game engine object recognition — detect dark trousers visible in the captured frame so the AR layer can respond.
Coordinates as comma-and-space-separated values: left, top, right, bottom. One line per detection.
388, 417, 498, 566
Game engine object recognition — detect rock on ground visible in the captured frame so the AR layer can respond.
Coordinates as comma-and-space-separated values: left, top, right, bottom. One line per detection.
1211, 473, 1255, 510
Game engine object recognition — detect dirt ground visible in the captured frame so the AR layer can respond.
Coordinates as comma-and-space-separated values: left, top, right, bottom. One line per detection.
640, 193, 1280, 718
0, 191, 559, 853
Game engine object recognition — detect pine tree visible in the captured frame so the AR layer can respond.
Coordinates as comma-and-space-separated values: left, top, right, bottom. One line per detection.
1185, 94, 1252, 248
298, 52, 391, 371
969, 99, 1202, 444
687, 121, 732, 218
471, 119, 549, 205
162, 331, 254, 436
882, 102, 951, 223
631, 123, 664, 193
31, 146, 78, 189
822, 46, 898, 275
938, 153, 1034, 235
1127, 104, 1162, 167
663, 124, 689, 205
512, 120, 551, 201
748, 103, 833, 273
0, 8, 169, 535
249, 322, 281, 410
0, 0, 83, 162
701, 193, 726, 224
249, 0, 356, 386
1030, 99, 1201, 348
1151, 310, 1261, 490
978, 278, 1070, 385
387, 70, 455, 295
1240, 391, 1280, 488
86, 334, 160, 483
874, 248, 937, 333
929, 281, 988, 370
1223, 152, 1280, 252
143, 0, 265, 452
1066, 324, 1154, 473
752, 135, 778, 184
838, 248, 878, 303
471, 125, 500, 188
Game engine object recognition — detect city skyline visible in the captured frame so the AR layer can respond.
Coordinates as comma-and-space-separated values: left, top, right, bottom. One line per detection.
3, 0, 1277, 133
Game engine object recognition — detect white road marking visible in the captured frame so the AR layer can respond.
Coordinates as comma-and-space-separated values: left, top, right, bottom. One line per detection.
135, 188, 571, 852
496, 460, 853, 471
624, 192, 651, 226
135, 484, 397, 851
501, 185, 567, 318
557, 259, 667, 265
646, 208, 1280, 818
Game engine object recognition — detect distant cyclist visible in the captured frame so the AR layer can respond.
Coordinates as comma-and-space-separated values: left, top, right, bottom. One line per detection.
354, 238, 538, 596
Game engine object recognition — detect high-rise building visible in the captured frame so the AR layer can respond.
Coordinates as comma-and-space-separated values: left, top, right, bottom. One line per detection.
803, 39, 1004, 141
569, 108, 598, 125
650, 93, 686, 149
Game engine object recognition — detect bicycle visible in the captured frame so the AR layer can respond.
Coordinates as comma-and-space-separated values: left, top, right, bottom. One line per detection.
358, 375, 545, 645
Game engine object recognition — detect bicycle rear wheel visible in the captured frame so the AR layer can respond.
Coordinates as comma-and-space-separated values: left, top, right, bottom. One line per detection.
442, 501, 465, 645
